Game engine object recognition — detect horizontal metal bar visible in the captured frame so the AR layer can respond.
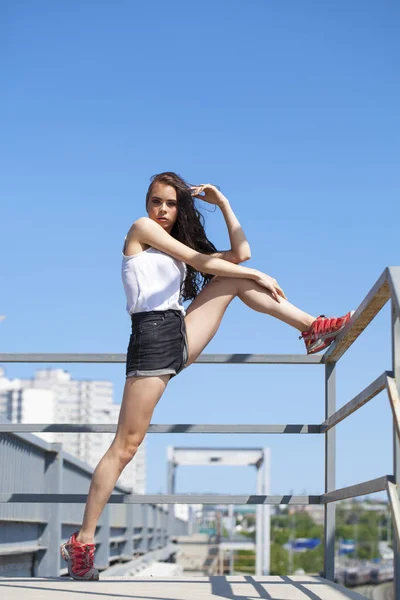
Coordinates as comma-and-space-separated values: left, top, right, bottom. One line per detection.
386, 480, 400, 548
0, 493, 321, 505
0, 352, 322, 364
321, 475, 393, 503
109, 536, 127, 544
0, 423, 321, 434
320, 372, 389, 432
324, 269, 391, 363
0, 544, 45, 556
194, 354, 322, 364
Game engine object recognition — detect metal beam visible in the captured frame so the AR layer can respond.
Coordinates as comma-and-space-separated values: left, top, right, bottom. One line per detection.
386, 480, 400, 549
323, 363, 336, 581
388, 266, 400, 319
171, 447, 263, 466
387, 374, 400, 441
0, 423, 321, 434
324, 269, 391, 363
194, 354, 322, 364
0, 493, 321, 505
320, 372, 388, 432
391, 297, 400, 596
0, 353, 322, 364
321, 475, 392, 503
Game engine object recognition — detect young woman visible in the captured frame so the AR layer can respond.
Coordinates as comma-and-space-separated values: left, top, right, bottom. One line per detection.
61, 171, 352, 580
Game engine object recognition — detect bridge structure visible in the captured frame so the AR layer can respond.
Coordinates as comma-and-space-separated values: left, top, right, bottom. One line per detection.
0, 266, 399, 600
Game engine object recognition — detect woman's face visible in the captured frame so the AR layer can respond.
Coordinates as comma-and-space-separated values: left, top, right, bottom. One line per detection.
146, 182, 178, 233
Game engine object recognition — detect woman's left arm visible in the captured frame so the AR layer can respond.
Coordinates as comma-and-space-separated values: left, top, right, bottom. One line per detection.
191, 184, 251, 264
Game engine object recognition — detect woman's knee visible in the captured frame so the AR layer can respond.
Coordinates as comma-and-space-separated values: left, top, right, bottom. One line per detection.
112, 434, 143, 467
209, 276, 241, 295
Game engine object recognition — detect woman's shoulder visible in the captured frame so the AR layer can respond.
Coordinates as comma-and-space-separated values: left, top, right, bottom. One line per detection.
123, 217, 152, 257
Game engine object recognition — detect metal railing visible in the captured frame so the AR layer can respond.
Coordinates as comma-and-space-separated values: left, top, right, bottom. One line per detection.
0, 425, 187, 576
0, 267, 399, 592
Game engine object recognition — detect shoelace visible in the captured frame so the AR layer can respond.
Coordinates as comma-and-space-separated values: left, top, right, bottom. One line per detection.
71, 544, 95, 571
315, 317, 339, 336
83, 546, 95, 570
299, 315, 326, 340
299, 315, 343, 341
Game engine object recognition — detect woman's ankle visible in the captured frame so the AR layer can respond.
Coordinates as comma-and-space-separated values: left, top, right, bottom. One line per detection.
76, 530, 95, 545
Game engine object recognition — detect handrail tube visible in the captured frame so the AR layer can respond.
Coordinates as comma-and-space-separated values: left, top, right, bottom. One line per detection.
320, 372, 389, 432
0, 353, 322, 364
0, 423, 321, 434
324, 268, 391, 363
321, 475, 393, 503
0, 493, 321, 505
386, 480, 400, 547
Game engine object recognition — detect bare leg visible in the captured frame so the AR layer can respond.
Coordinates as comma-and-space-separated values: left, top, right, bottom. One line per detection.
185, 276, 315, 366
76, 374, 170, 544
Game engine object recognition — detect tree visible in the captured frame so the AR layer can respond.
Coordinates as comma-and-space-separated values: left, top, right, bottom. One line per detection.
270, 543, 289, 575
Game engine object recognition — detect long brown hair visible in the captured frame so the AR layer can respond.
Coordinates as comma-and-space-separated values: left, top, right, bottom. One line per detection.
146, 171, 217, 301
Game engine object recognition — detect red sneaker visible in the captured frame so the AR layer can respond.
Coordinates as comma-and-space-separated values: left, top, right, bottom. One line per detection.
300, 311, 354, 355
61, 531, 99, 580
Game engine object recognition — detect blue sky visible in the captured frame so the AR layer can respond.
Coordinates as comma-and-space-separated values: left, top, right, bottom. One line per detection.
1, 1, 399, 501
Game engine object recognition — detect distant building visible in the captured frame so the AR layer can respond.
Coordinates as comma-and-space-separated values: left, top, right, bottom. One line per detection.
340, 499, 388, 512
0, 367, 145, 492
287, 505, 325, 526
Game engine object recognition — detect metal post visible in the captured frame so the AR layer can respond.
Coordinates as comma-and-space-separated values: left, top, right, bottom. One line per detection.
149, 505, 155, 551
157, 505, 162, 548
188, 505, 193, 536
122, 504, 133, 560
36, 443, 63, 577
95, 504, 110, 569
324, 362, 336, 581
167, 447, 176, 539
228, 504, 234, 574
163, 507, 169, 545
139, 503, 148, 553
263, 447, 271, 575
255, 465, 263, 576
392, 299, 400, 597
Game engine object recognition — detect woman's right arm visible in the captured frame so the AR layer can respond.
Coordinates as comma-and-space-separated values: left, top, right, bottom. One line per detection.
130, 218, 285, 302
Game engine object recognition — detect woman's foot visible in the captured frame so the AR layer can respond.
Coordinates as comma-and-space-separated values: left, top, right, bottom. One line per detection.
300, 311, 354, 354
60, 531, 99, 580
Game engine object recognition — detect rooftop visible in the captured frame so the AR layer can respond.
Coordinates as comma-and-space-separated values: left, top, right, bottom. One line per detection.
0, 575, 368, 600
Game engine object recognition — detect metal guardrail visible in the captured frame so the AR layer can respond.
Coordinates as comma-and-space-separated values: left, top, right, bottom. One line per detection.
0, 266, 399, 590
0, 425, 187, 576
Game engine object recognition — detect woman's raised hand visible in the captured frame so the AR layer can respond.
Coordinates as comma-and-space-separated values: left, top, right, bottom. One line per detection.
253, 271, 287, 303
190, 184, 227, 207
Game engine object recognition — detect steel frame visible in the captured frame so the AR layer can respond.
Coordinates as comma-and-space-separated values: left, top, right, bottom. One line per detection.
0, 266, 399, 590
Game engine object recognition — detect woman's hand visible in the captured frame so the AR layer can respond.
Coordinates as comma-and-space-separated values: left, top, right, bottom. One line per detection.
252, 271, 287, 303
191, 184, 228, 207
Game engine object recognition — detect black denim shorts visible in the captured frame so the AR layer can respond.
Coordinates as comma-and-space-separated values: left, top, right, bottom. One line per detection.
126, 309, 189, 378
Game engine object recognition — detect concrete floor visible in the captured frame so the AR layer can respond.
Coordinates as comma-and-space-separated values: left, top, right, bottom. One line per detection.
0, 575, 368, 599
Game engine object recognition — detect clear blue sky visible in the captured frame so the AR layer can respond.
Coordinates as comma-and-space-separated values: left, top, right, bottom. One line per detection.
1, 1, 399, 500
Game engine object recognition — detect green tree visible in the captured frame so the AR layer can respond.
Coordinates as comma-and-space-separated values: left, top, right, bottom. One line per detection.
270, 543, 289, 575
294, 545, 324, 574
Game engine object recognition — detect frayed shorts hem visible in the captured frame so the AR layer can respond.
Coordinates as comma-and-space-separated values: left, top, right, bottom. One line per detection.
126, 368, 178, 378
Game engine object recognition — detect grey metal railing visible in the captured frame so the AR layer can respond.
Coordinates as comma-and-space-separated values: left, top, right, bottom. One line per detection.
0, 267, 399, 592
0, 426, 187, 576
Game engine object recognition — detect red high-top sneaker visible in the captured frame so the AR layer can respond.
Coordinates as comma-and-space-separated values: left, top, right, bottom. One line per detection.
61, 531, 99, 580
300, 311, 354, 354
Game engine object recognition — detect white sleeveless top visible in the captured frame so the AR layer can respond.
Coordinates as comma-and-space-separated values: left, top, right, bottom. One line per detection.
121, 245, 187, 315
